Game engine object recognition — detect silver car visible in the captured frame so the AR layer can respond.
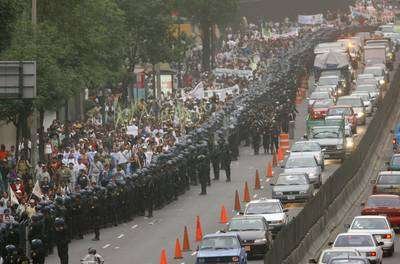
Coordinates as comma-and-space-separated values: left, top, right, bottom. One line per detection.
243, 199, 288, 234
283, 153, 322, 187
271, 173, 314, 202
288, 141, 325, 169
351, 92, 372, 116
364, 66, 387, 87
309, 248, 361, 264
336, 96, 366, 125
308, 92, 332, 108
331, 233, 384, 264
347, 215, 395, 256
355, 84, 379, 105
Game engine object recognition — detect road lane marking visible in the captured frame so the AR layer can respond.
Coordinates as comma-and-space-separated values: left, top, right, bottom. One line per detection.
191, 252, 197, 256
131, 224, 138, 229
102, 244, 111, 249
114, 246, 120, 249
117, 234, 124, 239
253, 194, 258, 198
266, 178, 271, 182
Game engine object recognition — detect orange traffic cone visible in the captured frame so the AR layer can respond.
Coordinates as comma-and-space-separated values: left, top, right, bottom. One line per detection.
255, 170, 261, 190
182, 226, 190, 251
174, 238, 183, 259
243, 181, 250, 202
234, 190, 241, 211
278, 147, 284, 161
160, 249, 168, 264
195, 216, 203, 241
272, 153, 278, 167
267, 162, 273, 178
220, 205, 228, 224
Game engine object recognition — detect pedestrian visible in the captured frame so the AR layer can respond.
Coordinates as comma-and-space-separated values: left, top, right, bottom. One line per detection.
197, 154, 208, 195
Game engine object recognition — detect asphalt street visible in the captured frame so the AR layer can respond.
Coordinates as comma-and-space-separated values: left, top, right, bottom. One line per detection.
45, 75, 370, 264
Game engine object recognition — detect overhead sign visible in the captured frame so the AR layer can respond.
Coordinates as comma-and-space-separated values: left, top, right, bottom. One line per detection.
0, 61, 36, 99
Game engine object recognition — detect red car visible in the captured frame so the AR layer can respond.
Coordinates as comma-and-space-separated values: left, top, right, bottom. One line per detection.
326, 105, 358, 134
310, 99, 334, 120
361, 194, 400, 227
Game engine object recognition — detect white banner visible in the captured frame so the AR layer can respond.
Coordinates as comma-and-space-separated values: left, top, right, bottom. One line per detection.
298, 14, 324, 25
213, 68, 253, 78
126, 124, 138, 136
204, 85, 240, 101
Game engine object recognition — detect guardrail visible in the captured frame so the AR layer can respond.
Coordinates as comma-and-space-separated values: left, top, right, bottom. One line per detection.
264, 25, 396, 264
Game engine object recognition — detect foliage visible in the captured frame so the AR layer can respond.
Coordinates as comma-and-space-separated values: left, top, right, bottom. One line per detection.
0, 0, 25, 53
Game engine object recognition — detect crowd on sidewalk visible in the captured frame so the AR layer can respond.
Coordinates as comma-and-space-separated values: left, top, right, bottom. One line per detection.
0, 13, 365, 263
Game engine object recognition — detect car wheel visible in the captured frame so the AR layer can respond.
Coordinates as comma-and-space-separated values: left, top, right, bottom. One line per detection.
389, 245, 395, 257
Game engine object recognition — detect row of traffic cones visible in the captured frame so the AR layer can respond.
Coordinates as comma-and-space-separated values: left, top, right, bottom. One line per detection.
160, 153, 285, 263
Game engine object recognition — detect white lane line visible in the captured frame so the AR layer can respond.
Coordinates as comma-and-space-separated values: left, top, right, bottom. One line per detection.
114, 246, 120, 249
131, 224, 138, 229
102, 244, 111, 249
253, 194, 258, 198
191, 251, 197, 256
117, 234, 124, 239
266, 178, 271, 182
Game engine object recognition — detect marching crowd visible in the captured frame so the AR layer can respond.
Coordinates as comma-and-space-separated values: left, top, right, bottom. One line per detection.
0, 15, 363, 264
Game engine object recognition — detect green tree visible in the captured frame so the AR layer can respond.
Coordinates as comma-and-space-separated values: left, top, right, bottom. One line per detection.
0, 0, 24, 53
178, 0, 239, 71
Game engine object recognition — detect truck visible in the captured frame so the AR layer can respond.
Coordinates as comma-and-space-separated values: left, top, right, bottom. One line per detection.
305, 116, 347, 161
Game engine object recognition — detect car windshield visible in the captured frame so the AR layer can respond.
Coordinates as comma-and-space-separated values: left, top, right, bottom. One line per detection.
228, 218, 265, 231
377, 175, 400, 184
352, 94, 369, 101
356, 85, 376, 93
357, 79, 377, 85
311, 128, 341, 139
291, 142, 320, 152
276, 175, 308, 185
314, 100, 333, 108
337, 98, 363, 107
285, 157, 317, 168
199, 236, 240, 250
350, 218, 389, 230
321, 70, 340, 77
321, 252, 358, 263
319, 78, 338, 86
390, 156, 400, 166
330, 260, 366, 264
366, 197, 400, 208
245, 202, 282, 214
334, 235, 374, 247
328, 108, 352, 116
310, 92, 330, 100
364, 68, 384, 77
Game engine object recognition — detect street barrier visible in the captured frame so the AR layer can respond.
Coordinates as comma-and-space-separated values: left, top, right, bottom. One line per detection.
264, 25, 394, 264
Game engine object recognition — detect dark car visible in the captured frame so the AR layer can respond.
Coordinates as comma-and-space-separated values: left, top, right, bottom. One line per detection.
227, 216, 272, 258
196, 232, 247, 264
387, 154, 400, 171
372, 171, 400, 195
361, 194, 400, 228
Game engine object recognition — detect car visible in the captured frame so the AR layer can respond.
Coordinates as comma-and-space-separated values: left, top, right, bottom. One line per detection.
307, 125, 347, 161
327, 105, 357, 134
288, 141, 325, 169
361, 194, 400, 228
350, 92, 372, 116
308, 92, 332, 110
356, 74, 379, 88
327, 256, 370, 264
271, 173, 314, 202
325, 116, 354, 151
372, 171, 400, 195
336, 97, 366, 125
355, 83, 379, 103
310, 99, 335, 120
314, 85, 337, 97
243, 199, 288, 234
386, 154, 400, 171
308, 248, 361, 264
282, 153, 322, 187
363, 66, 388, 87
317, 76, 343, 96
347, 215, 395, 256
196, 232, 247, 264
331, 233, 383, 264
227, 216, 272, 257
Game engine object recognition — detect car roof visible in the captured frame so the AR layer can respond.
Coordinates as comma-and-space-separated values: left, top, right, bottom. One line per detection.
288, 152, 316, 158
369, 194, 400, 199
329, 105, 352, 109
337, 232, 373, 237
278, 172, 308, 177
337, 96, 362, 100
248, 198, 280, 204
378, 171, 400, 176
293, 140, 319, 145
322, 248, 359, 253
203, 232, 239, 239
230, 215, 265, 221
352, 215, 387, 220
392, 154, 400, 157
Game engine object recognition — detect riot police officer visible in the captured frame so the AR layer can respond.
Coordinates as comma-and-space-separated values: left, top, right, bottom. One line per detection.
54, 218, 69, 264
31, 239, 45, 264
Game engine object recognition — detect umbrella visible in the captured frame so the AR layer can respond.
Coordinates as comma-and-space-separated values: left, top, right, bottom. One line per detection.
314, 51, 349, 69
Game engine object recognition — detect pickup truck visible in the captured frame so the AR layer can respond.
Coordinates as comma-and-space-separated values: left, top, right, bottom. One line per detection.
305, 116, 347, 161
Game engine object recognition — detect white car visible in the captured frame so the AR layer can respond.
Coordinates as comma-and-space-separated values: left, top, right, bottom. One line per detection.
347, 215, 395, 256
308, 248, 361, 264
243, 198, 288, 235
351, 92, 373, 116
283, 153, 322, 187
288, 141, 325, 169
331, 233, 383, 264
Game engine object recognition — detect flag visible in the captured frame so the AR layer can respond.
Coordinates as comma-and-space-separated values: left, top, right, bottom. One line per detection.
32, 180, 43, 200
8, 184, 19, 205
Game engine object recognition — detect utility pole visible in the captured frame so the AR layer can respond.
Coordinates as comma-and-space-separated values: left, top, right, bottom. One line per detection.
31, 0, 38, 166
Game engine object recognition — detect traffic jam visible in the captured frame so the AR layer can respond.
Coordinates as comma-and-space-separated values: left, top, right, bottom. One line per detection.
194, 24, 400, 264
